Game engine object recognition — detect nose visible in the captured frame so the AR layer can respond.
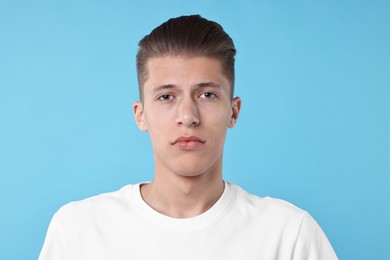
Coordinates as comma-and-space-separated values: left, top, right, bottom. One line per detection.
175, 97, 200, 127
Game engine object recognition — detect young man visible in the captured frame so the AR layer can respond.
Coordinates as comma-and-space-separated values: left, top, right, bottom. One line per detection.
39, 15, 337, 259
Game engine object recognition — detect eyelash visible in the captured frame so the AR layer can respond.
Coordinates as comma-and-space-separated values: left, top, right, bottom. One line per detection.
156, 92, 218, 102
157, 94, 174, 101
199, 92, 217, 99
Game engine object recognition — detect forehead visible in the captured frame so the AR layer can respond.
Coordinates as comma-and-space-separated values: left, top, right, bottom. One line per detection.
144, 56, 229, 89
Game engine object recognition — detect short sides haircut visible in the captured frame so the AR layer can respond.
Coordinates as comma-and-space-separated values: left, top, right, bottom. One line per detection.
136, 15, 236, 100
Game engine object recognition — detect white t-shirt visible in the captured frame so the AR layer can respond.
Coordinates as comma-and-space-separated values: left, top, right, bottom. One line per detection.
39, 182, 337, 260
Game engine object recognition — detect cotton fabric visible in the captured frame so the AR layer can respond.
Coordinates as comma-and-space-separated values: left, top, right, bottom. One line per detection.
39, 182, 337, 260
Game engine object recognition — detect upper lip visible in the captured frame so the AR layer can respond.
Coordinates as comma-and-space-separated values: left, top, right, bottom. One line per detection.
172, 136, 205, 144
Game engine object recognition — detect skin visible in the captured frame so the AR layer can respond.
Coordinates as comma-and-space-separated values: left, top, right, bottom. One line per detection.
133, 56, 241, 218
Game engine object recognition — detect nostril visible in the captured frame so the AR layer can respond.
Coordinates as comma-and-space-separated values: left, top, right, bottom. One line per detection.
176, 114, 200, 127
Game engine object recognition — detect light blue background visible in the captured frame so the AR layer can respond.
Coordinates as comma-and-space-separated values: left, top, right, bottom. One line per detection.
1, 0, 389, 259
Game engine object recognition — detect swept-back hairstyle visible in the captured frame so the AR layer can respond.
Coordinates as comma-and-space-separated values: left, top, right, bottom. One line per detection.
136, 15, 236, 100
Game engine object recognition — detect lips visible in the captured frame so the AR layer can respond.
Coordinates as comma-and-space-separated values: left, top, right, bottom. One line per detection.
172, 136, 205, 150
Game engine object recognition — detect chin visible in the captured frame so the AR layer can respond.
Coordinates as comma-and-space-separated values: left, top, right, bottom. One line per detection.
169, 162, 219, 179
155, 153, 222, 179
171, 168, 206, 178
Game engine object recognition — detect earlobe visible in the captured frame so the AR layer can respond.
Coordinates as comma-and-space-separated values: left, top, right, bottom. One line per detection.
133, 102, 148, 132
228, 97, 241, 128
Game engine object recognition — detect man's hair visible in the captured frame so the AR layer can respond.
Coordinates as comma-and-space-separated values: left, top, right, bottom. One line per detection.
136, 15, 236, 100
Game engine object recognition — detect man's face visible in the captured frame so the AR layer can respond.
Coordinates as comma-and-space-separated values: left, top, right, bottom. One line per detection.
133, 56, 240, 178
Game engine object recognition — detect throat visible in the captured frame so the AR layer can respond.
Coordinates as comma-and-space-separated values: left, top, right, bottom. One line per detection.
140, 177, 224, 218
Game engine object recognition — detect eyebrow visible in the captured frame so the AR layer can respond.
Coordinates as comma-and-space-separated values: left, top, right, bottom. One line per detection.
152, 84, 176, 94
197, 82, 221, 89
153, 82, 221, 92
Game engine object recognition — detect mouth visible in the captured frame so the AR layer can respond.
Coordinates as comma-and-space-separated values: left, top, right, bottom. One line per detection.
171, 136, 206, 150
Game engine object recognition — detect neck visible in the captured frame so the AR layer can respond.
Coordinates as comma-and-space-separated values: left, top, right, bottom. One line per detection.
140, 165, 224, 218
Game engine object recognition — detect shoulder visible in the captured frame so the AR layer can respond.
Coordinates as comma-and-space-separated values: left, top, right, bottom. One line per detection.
54, 184, 136, 223
230, 182, 305, 213
229, 182, 306, 225
228, 183, 338, 258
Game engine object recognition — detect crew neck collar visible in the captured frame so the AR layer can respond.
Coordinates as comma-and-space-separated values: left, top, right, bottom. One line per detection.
131, 181, 234, 232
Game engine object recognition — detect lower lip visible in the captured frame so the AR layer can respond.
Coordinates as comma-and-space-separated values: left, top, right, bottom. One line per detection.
173, 141, 204, 150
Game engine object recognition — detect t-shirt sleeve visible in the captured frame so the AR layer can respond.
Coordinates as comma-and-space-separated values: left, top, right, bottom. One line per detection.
292, 211, 338, 260
39, 212, 70, 260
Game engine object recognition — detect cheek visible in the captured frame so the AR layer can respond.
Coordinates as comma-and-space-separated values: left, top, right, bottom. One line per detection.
144, 107, 175, 133
210, 107, 232, 127
203, 110, 231, 136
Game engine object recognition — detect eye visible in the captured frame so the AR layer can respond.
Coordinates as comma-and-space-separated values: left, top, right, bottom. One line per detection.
157, 94, 174, 101
199, 92, 217, 99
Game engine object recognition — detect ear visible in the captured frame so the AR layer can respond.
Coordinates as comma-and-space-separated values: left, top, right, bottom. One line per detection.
133, 101, 148, 132
228, 97, 241, 128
